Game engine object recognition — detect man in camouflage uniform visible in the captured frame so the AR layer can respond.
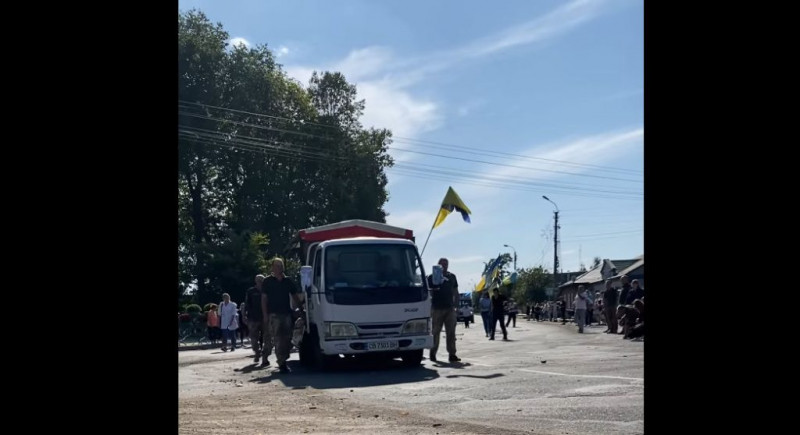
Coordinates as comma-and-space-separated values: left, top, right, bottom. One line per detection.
260, 258, 304, 373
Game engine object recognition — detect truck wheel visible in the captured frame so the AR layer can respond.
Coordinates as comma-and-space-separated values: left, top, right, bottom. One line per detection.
401, 349, 423, 367
299, 331, 313, 367
311, 329, 335, 371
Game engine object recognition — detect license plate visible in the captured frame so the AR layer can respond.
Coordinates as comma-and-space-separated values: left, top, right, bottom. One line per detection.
367, 341, 398, 351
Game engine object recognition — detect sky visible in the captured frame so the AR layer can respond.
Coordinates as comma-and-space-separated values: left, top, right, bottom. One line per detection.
178, 0, 644, 291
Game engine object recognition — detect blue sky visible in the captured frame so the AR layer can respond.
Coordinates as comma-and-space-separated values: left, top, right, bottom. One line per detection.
179, 0, 644, 291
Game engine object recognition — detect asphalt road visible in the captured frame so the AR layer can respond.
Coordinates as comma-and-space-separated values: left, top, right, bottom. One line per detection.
179, 316, 643, 434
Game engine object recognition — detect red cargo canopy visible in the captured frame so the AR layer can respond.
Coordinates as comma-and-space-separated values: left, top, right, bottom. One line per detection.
299, 219, 413, 242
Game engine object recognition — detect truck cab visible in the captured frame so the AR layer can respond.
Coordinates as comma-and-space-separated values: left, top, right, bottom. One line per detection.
297, 220, 433, 369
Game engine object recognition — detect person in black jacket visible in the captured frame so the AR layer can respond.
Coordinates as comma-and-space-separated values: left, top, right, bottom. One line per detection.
602, 279, 619, 334
490, 288, 509, 341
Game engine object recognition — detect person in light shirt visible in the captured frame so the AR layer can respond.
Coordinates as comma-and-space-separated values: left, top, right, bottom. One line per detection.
573, 285, 589, 333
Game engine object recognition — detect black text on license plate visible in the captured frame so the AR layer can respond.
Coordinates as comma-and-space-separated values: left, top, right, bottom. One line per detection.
367, 341, 397, 351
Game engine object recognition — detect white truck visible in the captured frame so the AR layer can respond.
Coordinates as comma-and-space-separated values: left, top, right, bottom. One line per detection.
296, 220, 433, 369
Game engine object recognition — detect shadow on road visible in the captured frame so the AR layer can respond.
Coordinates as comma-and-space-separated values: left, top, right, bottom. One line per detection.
249, 358, 440, 389
445, 373, 504, 380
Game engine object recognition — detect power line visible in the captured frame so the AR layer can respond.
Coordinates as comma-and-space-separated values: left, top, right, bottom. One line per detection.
180, 132, 643, 202
179, 110, 643, 184
393, 162, 642, 196
179, 124, 644, 199
178, 100, 644, 176
564, 229, 644, 238
392, 137, 643, 176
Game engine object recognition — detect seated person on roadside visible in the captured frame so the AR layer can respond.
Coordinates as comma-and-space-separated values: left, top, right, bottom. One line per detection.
627, 299, 645, 340
617, 304, 640, 339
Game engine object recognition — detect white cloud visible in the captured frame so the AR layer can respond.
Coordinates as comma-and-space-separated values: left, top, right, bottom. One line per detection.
283, 66, 315, 86
456, 99, 486, 117
282, 0, 606, 145
457, 127, 643, 200
459, 0, 603, 58
332, 47, 396, 82
276, 45, 290, 57
358, 81, 441, 139
228, 37, 251, 49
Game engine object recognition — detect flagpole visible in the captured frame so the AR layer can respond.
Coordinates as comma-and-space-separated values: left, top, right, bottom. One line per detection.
419, 212, 440, 258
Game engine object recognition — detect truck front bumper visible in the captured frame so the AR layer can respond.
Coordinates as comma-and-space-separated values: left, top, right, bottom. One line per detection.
321, 335, 433, 355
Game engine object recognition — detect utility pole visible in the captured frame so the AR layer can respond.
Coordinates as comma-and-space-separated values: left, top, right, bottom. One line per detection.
553, 209, 559, 285
542, 196, 560, 288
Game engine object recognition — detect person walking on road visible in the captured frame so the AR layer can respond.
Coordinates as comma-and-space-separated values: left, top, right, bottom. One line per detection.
218, 293, 238, 351
261, 258, 304, 373
490, 288, 509, 341
244, 274, 267, 364
479, 291, 492, 337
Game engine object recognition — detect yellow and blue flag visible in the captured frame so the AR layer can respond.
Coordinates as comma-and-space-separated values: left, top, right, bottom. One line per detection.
432, 186, 472, 229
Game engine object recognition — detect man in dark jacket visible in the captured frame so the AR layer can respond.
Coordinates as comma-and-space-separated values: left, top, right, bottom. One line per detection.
427, 258, 461, 363
244, 274, 266, 364
626, 279, 645, 304
490, 288, 509, 341
602, 279, 619, 334
618, 275, 632, 313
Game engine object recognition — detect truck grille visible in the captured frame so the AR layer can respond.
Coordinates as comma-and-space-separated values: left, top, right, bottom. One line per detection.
356, 322, 403, 338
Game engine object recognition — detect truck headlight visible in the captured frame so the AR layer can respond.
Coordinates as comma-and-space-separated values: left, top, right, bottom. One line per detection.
325, 322, 358, 339
402, 318, 430, 335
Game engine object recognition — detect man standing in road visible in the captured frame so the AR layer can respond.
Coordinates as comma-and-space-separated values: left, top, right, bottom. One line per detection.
574, 285, 588, 333
602, 279, 619, 334
261, 258, 304, 373
244, 274, 266, 364
427, 258, 461, 363
618, 275, 632, 316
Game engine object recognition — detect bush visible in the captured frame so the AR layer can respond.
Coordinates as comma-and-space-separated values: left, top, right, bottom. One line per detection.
203, 303, 217, 312
184, 304, 202, 314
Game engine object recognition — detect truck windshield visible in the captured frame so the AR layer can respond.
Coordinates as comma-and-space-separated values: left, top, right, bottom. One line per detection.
324, 243, 427, 305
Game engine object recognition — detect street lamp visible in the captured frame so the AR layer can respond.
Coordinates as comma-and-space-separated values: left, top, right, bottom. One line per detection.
542, 196, 559, 212
503, 244, 517, 270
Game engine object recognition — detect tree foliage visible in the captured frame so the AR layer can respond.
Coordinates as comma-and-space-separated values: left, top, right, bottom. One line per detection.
178, 10, 394, 305
512, 266, 551, 306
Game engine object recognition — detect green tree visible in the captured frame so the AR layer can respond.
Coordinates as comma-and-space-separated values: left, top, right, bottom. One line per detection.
513, 266, 550, 306
178, 9, 395, 303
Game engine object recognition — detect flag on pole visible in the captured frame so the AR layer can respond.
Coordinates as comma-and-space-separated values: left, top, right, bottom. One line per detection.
432, 186, 472, 229
475, 254, 503, 292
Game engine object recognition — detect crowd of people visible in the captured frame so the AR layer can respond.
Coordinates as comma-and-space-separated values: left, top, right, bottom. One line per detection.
523, 275, 645, 340
179, 264, 644, 374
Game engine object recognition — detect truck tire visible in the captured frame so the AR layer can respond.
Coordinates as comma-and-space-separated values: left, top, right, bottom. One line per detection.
311, 329, 335, 371
401, 349, 423, 367
299, 331, 313, 367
